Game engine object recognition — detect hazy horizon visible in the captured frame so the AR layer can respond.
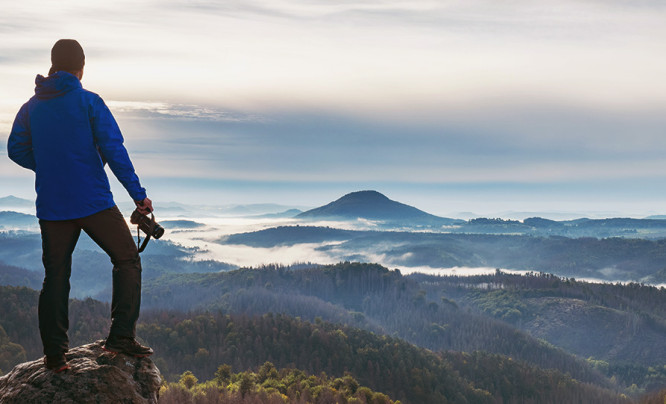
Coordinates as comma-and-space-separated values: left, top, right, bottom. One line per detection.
4, 210, 666, 288
2, 0, 666, 217
2, 191, 666, 220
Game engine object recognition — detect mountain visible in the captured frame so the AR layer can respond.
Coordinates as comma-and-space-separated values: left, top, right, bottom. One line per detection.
116, 201, 310, 218
410, 270, 666, 390
461, 217, 666, 238
142, 310, 629, 404
224, 203, 305, 216
0, 231, 236, 299
221, 226, 666, 281
297, 190, 461, 226
0, 263, 41, 290
161, 219, 205, 229
251, 208, 303, 218
0, 212, 37, 229
297, 192, 666, 235
140, 263, 666, 394
0, 284, 631, 404
141, 263, 617, 388
0, 196, 33, 209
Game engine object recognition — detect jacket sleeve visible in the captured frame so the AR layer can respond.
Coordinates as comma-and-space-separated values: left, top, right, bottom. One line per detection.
7, 103, 36, 171
91, 96, 147, 202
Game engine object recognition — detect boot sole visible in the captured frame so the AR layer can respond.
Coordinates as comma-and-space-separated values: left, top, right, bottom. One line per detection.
47, 364, 70, 373
44, 358, 70, 373
102, 346, 153, 357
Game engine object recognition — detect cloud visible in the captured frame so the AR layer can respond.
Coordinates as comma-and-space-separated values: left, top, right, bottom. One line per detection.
104, 101, 666, 185
106, 101, 264, 122
4, 94, 666, 215
0, 49, 44, 65
162, 217, 339, 266
1, 0, 665, 215
2, 0, 666, 114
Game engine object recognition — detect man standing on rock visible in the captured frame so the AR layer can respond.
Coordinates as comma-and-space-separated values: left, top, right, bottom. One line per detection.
7, 39, 154, 373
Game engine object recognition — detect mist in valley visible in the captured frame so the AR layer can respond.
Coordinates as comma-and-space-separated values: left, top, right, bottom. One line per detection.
4, 202, 666, 290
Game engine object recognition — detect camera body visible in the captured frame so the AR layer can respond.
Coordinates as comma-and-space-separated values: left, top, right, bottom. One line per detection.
130, 209, 165, 239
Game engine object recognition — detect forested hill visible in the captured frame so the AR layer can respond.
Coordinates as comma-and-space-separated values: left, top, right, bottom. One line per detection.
0, 211, 36, 229
292, 190, 666, 237
0, 285, 631, 404
296, 190, 460, 226
222, 226, 666, 281
0, 231, 237, 300
462, 217, 666, 238
141, 310, 630, 404
411, 270, 666, 392
143, 263, 616, 388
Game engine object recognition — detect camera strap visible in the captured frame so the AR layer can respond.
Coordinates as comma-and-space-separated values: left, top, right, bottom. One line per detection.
136, 213, 156, 253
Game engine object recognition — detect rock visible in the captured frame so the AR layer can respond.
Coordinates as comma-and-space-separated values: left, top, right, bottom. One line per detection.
0, 340, 161, 404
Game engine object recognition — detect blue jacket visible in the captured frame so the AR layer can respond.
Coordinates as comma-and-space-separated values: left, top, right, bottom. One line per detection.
7, 71, 147, 220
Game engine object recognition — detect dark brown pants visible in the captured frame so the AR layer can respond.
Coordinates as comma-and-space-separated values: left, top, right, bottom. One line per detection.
38, 205, 141, 356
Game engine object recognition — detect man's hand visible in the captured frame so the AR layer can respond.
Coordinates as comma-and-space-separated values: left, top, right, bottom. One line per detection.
134, 197, 153, 215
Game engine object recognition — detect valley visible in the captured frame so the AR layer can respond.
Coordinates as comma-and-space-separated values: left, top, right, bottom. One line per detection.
1, 191, 666, 402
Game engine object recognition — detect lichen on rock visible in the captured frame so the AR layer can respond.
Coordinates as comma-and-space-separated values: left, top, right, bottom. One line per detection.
0, 340, 161, 404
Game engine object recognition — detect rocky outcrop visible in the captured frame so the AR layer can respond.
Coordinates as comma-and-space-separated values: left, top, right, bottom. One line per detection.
0, 340, 161, 404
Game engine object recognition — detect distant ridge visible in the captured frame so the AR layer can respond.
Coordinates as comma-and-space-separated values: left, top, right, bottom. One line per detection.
253, 208, 303, 219
0, 196, 33, 208
0, 211, 37, 228
297, 190, 460, 225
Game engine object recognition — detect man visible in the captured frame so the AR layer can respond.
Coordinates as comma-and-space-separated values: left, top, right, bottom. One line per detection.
7, 39, 154, 373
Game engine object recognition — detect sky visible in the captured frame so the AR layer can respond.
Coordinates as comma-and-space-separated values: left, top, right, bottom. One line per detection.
1, 0, 666, 217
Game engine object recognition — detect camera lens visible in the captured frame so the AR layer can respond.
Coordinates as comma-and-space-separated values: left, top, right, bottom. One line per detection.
153, 224, 165, 239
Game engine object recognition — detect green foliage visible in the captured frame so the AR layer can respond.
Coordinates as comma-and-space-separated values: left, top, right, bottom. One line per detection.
0, 324, 26, 373
0, 285, 112, 364
214, 364, 231, 385
420, 270, 666, 392
0, 265, 656, 403
603, 363, 666, 396
239, 371, 254, 397
0, 231, 235, 301
137, 309, 632, 403
448, 351, 633, 404
221, 225, 666, 279
138, 311, 484, 403
179, 370, 198, 389
141, 262, 614, 389
257, 361, 278, 383
588, 357, 611, 374
160, 363, 399, 404
470, 289, 529, 324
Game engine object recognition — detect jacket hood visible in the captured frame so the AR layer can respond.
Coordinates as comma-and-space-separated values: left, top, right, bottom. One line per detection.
34, 71, 82, 100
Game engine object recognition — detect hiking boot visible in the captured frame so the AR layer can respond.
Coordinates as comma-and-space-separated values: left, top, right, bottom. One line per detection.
44, 352, 69, 373
103, 335, 154, 357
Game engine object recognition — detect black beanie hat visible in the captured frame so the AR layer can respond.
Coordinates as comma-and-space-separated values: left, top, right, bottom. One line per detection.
50, 39, 85, 73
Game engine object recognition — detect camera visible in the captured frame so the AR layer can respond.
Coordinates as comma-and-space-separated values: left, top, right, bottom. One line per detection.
130, 209, 165, 240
